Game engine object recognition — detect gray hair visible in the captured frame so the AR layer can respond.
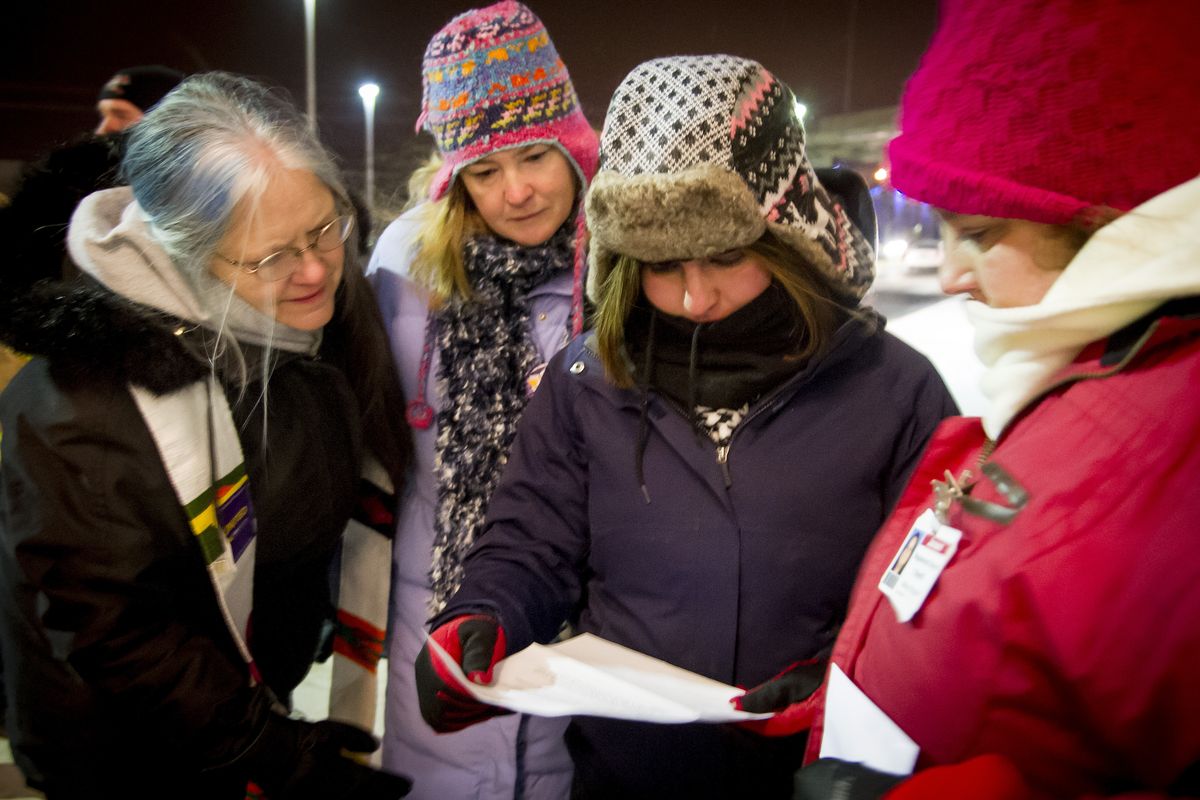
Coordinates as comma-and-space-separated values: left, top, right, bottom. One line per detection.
121, 71, 355, 284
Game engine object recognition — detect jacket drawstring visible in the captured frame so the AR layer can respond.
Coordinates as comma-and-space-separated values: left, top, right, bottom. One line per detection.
635, 311, 657, 504
687, 323, 706, 445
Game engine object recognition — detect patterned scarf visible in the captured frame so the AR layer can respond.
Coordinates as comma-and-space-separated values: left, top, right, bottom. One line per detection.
428, 224, 574, 613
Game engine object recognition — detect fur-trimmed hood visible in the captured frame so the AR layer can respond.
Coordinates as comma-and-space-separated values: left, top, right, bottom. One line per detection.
0, 135, 208, 394
2, 134, 327, 396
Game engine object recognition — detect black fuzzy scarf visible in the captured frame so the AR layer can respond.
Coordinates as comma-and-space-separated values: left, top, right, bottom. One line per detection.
428, 225, 573, 613
625, 282, 812, 412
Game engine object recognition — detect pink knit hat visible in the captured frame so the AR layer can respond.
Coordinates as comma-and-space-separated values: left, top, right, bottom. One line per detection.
417, 1, 599, 201
889, 0, 1200, 224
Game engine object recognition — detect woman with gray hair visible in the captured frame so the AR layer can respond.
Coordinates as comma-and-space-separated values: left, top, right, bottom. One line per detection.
0, 73, 411, 798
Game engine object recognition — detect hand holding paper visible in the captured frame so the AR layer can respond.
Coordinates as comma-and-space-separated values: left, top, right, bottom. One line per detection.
733, 657, 827, 736
426, 632, 773, 724
414, 614, 513, 732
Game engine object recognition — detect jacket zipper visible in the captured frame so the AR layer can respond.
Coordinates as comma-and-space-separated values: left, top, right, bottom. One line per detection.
975, 438, 996, 472
716, 444, 732, 486
653, 392, 739, 487
689, 372, 811, 489
600, 328, 821, 490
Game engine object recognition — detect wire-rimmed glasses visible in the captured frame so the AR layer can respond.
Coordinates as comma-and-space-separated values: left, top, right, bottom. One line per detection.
216, 214, 355, 282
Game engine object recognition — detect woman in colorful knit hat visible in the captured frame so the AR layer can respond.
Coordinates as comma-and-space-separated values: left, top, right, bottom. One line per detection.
795, 1, 1200, 798
0, 73, 412, 798
366, 2, 597, 797
413, 54, 956, 798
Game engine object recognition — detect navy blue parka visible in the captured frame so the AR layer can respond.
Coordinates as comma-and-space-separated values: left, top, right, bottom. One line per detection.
438, 313, 956, 798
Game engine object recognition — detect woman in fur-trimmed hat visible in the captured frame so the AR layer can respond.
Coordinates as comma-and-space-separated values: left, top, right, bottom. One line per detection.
413, 54, 956, 798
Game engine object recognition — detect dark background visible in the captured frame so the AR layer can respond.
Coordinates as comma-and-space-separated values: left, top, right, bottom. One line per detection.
2, 0, 938, 208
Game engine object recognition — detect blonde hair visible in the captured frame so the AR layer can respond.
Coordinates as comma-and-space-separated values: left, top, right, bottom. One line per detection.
404, 151, 488, 307
595, 230, 845, 388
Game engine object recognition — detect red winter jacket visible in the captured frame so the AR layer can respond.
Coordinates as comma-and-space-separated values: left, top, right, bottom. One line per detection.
807, 300, 1200, 799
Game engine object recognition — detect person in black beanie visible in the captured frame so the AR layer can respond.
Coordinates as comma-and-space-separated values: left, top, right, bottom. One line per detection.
95, 64, 184, 135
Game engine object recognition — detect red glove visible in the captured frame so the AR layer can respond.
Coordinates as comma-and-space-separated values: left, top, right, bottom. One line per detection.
732, 658, 826, 737
414, 614, 512, 733
884, 754, 1029, 800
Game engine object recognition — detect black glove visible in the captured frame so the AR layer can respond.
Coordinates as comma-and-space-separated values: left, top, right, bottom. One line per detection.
793, 758, 903, 800
414, 614, 512, 732
732, 658, 826, 736
738, 659, 826, 713
248, 715, 412, 799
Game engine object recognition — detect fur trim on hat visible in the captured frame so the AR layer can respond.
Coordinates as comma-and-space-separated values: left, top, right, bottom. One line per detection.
585, 54, 873, 302
586, 166, 836, 299
587, 167, 763, 264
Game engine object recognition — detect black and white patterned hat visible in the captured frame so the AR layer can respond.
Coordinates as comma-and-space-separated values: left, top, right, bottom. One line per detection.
586, 54, 874, 300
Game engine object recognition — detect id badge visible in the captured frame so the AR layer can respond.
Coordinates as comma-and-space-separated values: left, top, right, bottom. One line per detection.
878, 508, 961, 623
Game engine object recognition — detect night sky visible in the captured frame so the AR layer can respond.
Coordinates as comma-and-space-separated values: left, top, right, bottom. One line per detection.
3, 0, 938, 203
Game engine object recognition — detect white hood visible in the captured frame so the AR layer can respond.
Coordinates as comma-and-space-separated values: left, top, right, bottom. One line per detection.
67, 186, 319, 355
68, 186, 212, 324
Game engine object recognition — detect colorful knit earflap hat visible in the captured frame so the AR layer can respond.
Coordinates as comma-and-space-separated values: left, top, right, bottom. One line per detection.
586, 54, 875, 303
416, 0, 600, 202
889, 0, 1200, 224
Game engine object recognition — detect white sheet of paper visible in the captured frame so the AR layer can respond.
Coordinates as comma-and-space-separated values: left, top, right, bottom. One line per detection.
819, 664, 918, 775
427, 632, 772, 723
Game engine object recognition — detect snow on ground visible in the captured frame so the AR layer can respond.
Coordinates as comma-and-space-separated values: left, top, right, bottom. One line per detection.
884, 294, 988, 418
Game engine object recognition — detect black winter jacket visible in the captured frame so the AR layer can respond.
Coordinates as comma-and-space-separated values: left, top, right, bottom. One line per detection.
0, 140, 366, 796
1, 346, 360, 796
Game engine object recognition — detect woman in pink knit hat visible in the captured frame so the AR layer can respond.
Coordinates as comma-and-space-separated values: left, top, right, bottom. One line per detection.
365, 3, 597, 798
796, 1, 1200, 798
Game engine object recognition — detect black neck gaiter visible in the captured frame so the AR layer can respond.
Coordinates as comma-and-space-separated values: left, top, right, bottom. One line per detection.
624, 281, 815, 411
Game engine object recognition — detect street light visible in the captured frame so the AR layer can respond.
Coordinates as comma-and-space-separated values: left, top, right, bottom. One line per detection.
304, 0, 316, 132
359, 82, 380, 221
793, 100, 808, 122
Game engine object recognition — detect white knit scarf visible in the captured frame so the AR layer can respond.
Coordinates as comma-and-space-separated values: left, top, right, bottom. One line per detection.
966, 176, 1200, 439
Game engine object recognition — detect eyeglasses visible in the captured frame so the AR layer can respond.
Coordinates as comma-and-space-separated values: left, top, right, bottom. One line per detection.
216, 214, 355, 282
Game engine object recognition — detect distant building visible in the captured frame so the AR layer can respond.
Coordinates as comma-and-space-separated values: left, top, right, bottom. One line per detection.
807, 106, 942, 259
806, 106, 897, 170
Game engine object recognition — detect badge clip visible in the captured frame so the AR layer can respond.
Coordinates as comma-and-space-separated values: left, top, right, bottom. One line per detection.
932, 469, 970, 525
932, 463, 1029, 526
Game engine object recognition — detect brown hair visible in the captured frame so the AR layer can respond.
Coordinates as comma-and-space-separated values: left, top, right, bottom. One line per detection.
594, 229, 845, 388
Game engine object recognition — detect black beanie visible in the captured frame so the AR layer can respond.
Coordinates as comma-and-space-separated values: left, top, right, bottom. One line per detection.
97, 65, 185, 112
